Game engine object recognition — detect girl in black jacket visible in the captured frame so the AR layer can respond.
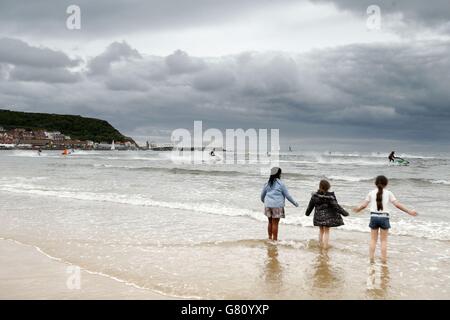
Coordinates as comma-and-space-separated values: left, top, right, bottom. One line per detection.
305, 180, 349, 249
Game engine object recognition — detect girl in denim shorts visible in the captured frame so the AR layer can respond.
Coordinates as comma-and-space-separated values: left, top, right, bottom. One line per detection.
353, 175, 417, 263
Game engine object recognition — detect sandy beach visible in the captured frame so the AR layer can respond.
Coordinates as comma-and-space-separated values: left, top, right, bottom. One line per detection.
0, 239, 173, 300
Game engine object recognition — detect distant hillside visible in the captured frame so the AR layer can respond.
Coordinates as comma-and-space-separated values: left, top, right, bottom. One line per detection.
0, 109, 134, 143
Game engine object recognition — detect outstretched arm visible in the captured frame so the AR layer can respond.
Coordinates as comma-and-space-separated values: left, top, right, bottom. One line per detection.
281, 183, 299, 207
305, 198, 314, 216
353, 200, 369, 213
333, 202, 349, 216
393, 200, 417, 216
330, 194, 349, 216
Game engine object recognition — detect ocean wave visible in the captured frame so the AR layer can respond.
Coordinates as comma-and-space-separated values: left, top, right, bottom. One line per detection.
279, 159, 386, 166
398, 153, 438, 159
282, 156, 388, 166
7, 151, 60, 158
91, 164, 245, 176
388, 177, 450, 186
309, 176, 450, 186
323, 152, 362, 157
1, 182, 449, 241
431, 180, 450, 185
0, 176, 49, 183
326, 175, 374, 182
90, 164, 330, 180
67, 151, 107, 156
320, 152, 442, 160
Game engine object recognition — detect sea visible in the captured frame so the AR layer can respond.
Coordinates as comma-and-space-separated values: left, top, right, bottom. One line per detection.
0, 150, 449, 299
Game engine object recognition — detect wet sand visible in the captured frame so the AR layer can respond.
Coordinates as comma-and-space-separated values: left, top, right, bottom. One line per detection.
0, 240, 174, 300
1, 234, 448, 299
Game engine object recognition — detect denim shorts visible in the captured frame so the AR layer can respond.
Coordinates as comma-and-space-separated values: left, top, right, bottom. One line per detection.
369, 215, 391, 230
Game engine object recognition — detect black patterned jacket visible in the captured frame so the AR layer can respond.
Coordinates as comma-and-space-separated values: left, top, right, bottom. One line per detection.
305, 192, 349, 227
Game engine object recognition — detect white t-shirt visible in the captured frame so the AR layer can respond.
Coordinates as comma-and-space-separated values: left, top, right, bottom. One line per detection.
365, 189, 397, 214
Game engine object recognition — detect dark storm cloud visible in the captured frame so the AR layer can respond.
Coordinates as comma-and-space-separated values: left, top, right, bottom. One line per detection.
192, 68, 236, 91
0, 37, 82, 84
165, 50, 205, 74
0, 0, 448, 40
88, 41, 142, 75
1, 38, 450, 147
0, 0, 297, 38
9, 66, 81, 83
0, 38, 79, 68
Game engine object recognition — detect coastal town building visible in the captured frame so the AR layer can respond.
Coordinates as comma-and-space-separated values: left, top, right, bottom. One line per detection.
0, 127, 132, 150
149, 141, 174, 151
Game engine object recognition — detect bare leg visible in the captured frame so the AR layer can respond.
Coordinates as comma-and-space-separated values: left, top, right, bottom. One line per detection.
322, 227, 330, 249
319, 226, 324, 246
380, 229, 389, 263
267, 218, 273, 240
369, 229, 379, 262
272, 218, 280, 241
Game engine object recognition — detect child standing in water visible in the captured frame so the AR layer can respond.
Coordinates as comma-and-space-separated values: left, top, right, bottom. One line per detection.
353, 175, 417, 263
305, 180, 349, 249
261, 167, 299, 241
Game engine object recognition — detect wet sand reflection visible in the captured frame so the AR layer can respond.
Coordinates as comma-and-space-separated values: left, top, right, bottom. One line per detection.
309, 248, 345, 298
263, 242, 283, 294
366, 263, 390, 299
313, 251, 340, 287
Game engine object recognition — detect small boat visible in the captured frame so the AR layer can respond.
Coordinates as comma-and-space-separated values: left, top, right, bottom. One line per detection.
111, 140, 115, 151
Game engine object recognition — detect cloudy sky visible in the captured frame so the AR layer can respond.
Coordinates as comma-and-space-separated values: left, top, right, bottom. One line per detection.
0, 0, 449, 151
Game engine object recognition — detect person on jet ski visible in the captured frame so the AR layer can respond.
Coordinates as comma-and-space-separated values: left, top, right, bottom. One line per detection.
389, 151, 404, 162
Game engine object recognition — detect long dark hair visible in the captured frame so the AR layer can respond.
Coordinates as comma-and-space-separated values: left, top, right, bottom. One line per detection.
318, 180, 331, 194
375, 175, 388, 211
268, 168, 282, 187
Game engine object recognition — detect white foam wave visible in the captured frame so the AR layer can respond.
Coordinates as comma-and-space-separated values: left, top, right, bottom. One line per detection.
0, 182, 266, 221
68, 151, 105, 156
324, 152, 362, 157
1, 182, 449, 241
7, 150, 60, 158
368, 153, 439, 159
327, 175, 373, 182
313, 156, 386, 166
431, 180, 450, 185
284, 214, 450, 241
400, 153, 437, 159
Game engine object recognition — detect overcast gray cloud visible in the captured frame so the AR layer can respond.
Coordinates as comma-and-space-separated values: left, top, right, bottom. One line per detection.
0, 0, 298, 38
1, 37, 449, 150
88, 41, 142, 75
9, 65, 81, 83
0, 0, 448, 40
0, 38, 79, 68
165, 50, 206, 74
0, 37, 81, 84
314, 0, 450, 30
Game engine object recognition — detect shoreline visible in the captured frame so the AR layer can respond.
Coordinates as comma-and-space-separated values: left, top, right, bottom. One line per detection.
0, 239, 177, 300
